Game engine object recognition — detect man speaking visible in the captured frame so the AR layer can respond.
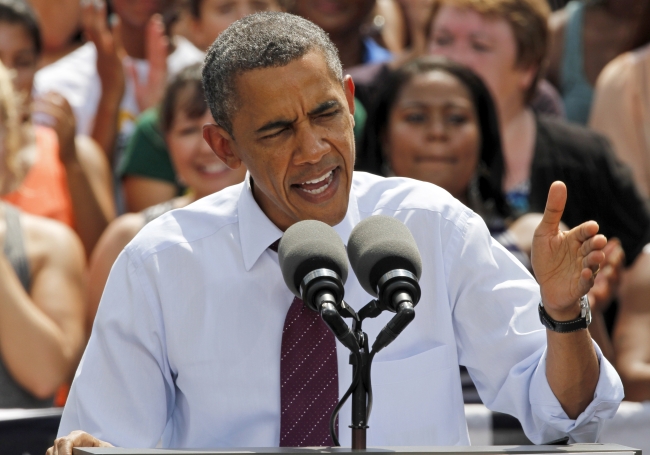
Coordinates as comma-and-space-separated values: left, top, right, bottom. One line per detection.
50, 12, 622, 453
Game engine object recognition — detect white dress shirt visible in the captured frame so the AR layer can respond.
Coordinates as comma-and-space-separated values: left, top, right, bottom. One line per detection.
59, 172, 623, 448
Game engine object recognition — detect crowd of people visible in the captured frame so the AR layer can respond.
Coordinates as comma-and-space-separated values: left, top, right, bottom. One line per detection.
0, 0, 648, 422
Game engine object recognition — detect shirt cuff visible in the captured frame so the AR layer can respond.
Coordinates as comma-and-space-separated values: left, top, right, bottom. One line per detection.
529, 340, 624, 442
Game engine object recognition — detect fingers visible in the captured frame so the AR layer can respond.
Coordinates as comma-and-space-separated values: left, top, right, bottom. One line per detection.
81, 0, 107, 44
48, 430, 113, 455
583, 248, 606, 272
146, 14, 168, 66
573, 219, 601, 243
578, 233, 607, 257
604, 237, 625, 269
536, 181, 567, 237
32, 93, 76, 131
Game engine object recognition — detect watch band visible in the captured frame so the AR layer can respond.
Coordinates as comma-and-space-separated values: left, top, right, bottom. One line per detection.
538, 295, 591, 333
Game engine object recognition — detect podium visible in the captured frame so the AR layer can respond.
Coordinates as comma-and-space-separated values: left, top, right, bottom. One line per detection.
73, 444, 641, 455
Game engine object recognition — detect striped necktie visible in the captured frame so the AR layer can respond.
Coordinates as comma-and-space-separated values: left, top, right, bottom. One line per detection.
270, 240, 339, 447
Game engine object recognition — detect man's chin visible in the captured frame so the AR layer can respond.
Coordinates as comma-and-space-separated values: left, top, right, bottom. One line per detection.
291, 193, 350, 227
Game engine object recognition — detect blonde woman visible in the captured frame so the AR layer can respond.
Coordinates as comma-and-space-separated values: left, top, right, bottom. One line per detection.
0, 62, 85, 407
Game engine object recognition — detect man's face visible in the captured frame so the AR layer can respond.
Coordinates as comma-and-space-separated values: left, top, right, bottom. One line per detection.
292, 0, 375, 36
428, 5, 535, 116
204, 50, 356, 231
111, 0, 164, 28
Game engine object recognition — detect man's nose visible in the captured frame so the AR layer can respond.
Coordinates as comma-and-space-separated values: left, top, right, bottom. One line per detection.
294, 126, 330, 165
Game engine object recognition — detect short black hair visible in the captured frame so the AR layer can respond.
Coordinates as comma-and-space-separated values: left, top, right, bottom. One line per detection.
0, 0, 41, 55
202, 11, 342, 136
359, 56, 511, 220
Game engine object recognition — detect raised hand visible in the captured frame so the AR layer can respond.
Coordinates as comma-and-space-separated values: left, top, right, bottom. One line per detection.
81, 0, 126, 103
128, 14, 169, 112
531, 181, 607, 320
32, 92, 77, 164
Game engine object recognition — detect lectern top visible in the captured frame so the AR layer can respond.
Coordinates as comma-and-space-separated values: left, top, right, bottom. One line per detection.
72, 444, 640, 455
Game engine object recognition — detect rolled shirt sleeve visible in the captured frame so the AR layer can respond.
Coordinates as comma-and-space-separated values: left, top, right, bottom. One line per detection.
448, 209, 623, 444
529, 342, 624, 442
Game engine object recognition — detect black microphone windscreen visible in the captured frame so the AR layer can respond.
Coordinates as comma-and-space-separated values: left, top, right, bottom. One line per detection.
278, 220, 349, 298
347, 215, 422, 296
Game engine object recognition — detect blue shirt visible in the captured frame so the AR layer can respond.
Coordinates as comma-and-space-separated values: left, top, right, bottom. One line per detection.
362, 38, 392, 65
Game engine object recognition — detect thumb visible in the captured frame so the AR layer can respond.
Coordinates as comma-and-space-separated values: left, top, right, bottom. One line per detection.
536, 181, 567, 237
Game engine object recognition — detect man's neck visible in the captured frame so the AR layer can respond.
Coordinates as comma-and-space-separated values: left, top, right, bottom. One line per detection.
118, 20, 148, 60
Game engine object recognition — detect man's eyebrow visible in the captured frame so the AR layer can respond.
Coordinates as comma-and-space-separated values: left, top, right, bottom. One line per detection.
309, 100, 341, 116
254, 100, 342, 134
255, 118, 296, 134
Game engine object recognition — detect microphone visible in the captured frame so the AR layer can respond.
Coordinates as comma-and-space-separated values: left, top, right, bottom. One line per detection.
278, 220, 359, 352
347, 215, 423, 352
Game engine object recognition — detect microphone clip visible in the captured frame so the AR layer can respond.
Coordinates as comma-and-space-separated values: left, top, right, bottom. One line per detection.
376, 269, 421, 312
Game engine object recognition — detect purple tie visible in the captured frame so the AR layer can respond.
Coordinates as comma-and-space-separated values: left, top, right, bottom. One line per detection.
271, 241, 339, 447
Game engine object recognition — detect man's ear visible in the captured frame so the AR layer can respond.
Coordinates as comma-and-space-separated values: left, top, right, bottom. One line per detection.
344, 75, 356, 117
203, 124, 243, 170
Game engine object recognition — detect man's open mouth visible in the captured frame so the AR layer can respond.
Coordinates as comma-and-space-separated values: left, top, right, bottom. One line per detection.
293, 169, 336, 195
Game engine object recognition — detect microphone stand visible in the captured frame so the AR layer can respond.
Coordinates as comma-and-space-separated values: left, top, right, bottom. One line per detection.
338, 300, 384, 450
330, 295, 416, 450
350, 331, 369, 449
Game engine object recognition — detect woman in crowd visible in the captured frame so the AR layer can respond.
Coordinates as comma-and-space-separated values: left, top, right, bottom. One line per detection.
362, 56, 620, 358
547, 0, 648, 124
87, 64, 247, 331
0, 0, 115, 255
119, 0, 287, 212
425, 0, 643, 269
0, 61, 85, 408
589, 1, 650, 199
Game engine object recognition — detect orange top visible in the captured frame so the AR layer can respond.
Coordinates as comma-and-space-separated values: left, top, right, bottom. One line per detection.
1, 126, 75, 227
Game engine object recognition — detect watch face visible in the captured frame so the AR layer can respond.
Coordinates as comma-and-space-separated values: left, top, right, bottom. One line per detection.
580, 295, 592, 327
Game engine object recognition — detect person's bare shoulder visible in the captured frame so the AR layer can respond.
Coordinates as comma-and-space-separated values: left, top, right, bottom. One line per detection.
20, 212, 86, 276
594, 51, 635, 92
93, 212, 147, 260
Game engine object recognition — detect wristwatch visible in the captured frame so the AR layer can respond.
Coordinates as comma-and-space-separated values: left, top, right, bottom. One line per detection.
538, 295, 591, 333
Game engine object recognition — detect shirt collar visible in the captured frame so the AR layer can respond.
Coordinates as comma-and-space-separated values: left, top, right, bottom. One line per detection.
238, 173, 360, 271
